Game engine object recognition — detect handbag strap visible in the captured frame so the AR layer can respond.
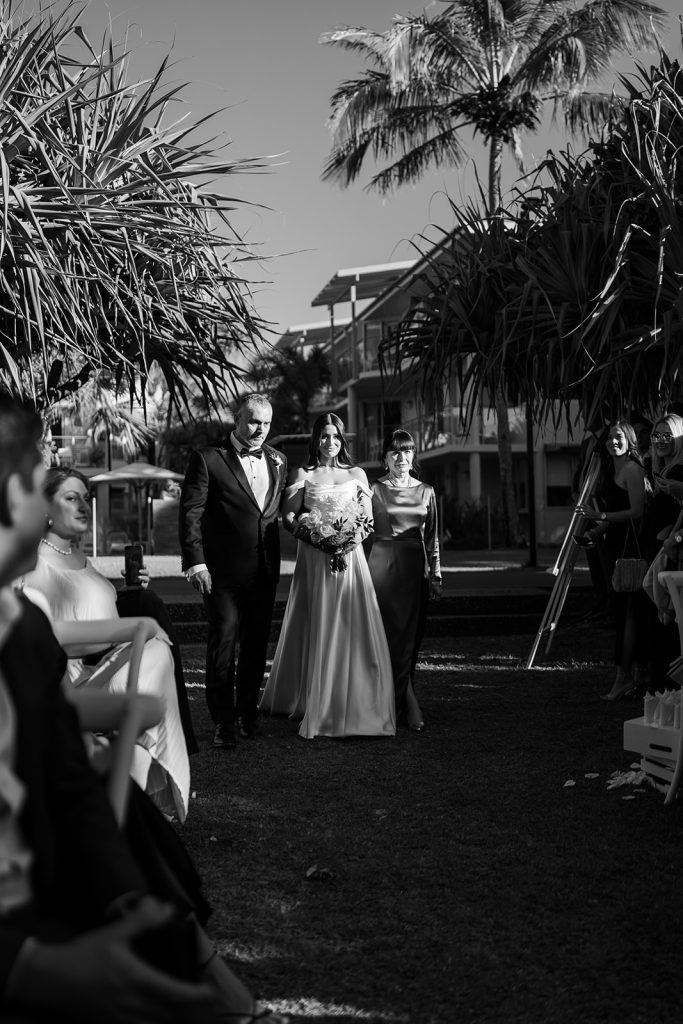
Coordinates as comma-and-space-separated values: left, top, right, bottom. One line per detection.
619, 518, 643, 559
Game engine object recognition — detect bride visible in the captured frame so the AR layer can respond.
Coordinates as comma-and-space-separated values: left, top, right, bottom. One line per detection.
260, 413, 395, 739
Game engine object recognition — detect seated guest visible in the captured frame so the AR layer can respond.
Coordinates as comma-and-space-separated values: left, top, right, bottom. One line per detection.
0, 395, 282, 1023
1, 398, 285, 1023
19, 468, 190, 822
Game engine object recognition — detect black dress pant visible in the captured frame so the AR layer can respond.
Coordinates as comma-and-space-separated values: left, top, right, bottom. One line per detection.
203, 577, 276, 728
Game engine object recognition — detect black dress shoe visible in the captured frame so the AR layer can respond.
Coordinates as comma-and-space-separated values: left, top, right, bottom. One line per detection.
213, 723, 237, 749
237, 716, 258, 739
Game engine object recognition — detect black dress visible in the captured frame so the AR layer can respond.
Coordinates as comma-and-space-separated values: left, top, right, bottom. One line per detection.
596, 476, 647, 669
642, 466, 683, 686
366, 481, 441, 718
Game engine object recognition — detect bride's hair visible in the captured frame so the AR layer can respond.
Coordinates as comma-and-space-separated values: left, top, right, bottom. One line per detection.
304, 413, 353, 469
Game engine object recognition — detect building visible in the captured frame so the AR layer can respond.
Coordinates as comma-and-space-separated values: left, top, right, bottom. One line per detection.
276, 254, 583, 547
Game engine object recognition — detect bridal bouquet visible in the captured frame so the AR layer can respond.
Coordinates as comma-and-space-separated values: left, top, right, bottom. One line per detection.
297, 496, 372, 573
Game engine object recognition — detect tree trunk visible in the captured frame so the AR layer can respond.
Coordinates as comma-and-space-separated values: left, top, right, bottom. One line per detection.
487, 135, 521, 545
494, 382, 523, 547
488, 134, 503, 215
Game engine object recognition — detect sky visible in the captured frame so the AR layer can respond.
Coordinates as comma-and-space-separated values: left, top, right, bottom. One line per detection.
76, 0, 680, 341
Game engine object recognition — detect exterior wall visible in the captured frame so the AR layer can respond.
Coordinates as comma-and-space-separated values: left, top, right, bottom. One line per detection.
294, 253, 585, 547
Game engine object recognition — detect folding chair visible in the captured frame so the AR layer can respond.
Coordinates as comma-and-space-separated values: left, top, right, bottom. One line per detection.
58, 617, 161, 824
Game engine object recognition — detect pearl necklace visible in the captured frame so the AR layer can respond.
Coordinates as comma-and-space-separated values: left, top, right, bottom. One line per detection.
384, 476, 415, 488
41, 538, 72, 556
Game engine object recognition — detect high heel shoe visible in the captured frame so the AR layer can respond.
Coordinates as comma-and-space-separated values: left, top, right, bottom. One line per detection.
408, 718, 425, 732
599, 679, 636, 701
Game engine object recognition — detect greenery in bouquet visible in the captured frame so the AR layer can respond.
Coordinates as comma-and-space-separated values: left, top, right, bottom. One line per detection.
296, 496, 372, 573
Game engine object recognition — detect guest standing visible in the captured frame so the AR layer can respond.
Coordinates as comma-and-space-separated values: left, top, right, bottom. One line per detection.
642, 413, 683, 687
366, 429, 442, 731
260, 414, 395, 740
179, 394, 287, 749
576, 421, 648, 700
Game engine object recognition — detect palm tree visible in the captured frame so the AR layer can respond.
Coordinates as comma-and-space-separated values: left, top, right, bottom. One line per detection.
393, 43, 683, 486
321, 0, 665, 543
0, 0, 267, 415
249, 344, 332, 434
321, 0, 666, 214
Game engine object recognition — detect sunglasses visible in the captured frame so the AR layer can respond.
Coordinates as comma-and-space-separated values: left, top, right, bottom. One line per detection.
652, 432, 674, 443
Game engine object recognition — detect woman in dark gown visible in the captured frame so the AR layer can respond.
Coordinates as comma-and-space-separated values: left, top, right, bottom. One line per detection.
366, 429, 442, 730
576, 421, 648, 700
642, 414, 683, 687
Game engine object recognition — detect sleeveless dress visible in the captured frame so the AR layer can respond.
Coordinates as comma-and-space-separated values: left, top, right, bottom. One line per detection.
22, 555, 190, 822
260, 478, 395, 739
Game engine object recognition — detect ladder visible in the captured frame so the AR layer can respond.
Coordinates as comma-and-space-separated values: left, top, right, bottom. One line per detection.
526, 454, 602, 668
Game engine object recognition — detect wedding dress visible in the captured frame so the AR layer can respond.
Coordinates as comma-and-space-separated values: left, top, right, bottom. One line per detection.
261, 478, 395, 739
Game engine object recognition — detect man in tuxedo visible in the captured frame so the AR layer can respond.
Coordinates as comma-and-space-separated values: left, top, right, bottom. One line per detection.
179, 393, 287, 749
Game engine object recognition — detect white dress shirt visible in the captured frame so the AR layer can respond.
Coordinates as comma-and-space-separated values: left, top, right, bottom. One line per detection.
186, 432, 272, 579
229, 432, 271, 510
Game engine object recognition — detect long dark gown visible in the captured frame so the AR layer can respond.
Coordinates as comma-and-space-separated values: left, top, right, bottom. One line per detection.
366, 480, 441, 719
596, 475, 647, 670
642, 463, 683, 686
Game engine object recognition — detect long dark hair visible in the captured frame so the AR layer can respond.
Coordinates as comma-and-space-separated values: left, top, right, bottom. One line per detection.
304, 413, 353, 469
380, 428, 421, 478
44, 466, 90, 501
605, 421, 644, 474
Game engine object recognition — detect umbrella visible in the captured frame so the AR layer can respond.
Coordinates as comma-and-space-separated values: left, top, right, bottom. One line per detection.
89, 462, 184, 553
89, 461, 184, 484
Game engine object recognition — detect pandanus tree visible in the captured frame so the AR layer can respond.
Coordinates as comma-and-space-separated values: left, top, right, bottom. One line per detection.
0, 0, 268, 415
248, 344, 332, 434
321, 0, 666, 542
391, 43, 683, 490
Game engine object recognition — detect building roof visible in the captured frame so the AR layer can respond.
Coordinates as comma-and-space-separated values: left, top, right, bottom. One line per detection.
311, 260, 418, 308
277, 319, 352, 348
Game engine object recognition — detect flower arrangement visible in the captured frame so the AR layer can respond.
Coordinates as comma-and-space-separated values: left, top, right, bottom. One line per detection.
297, 495, 372, 572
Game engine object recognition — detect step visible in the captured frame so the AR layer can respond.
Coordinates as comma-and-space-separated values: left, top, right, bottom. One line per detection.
169, 588, 591, 643
174, 611, 548, 645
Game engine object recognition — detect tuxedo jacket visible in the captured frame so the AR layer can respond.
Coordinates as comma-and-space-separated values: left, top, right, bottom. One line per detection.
179, 440, 287, 586
0, 598, 146, 995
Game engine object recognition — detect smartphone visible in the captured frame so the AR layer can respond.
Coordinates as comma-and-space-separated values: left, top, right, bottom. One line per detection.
124, 543, 144, 587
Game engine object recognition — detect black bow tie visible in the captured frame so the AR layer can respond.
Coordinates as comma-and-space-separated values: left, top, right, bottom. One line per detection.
239, 447, 263, 459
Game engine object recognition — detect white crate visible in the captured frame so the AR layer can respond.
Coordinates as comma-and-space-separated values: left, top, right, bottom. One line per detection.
641, 754, 676, 792
623, 716, 680, 760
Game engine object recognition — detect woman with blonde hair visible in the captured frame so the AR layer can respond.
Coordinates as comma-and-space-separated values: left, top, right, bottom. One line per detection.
643, 413, 683, 687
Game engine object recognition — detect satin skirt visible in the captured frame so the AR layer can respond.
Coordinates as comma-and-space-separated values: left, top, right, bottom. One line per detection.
261, 542, 395, 739
72, 635, 190, 822
367, 538, 429, 718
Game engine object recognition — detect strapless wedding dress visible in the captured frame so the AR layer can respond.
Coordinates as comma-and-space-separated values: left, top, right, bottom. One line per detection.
260, 478, 395, 739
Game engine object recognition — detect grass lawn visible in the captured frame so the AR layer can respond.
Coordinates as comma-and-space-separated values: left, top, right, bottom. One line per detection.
177, 624, 683, 1024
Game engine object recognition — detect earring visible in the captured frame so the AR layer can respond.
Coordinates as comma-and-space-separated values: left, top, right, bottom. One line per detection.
46, 517, 53, 528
